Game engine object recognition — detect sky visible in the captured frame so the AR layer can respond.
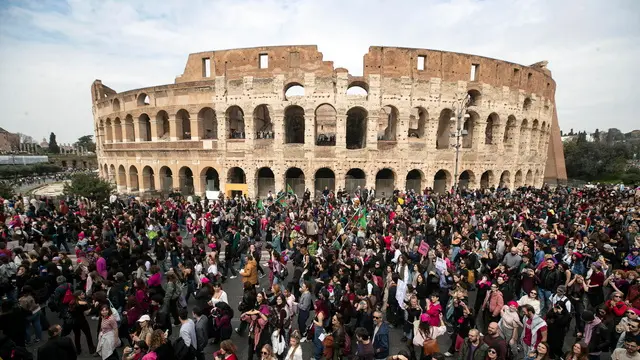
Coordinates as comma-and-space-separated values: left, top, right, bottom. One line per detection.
0, 0, 638, 143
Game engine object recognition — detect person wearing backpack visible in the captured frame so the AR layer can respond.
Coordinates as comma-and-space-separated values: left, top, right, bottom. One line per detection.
51, 275, 74, 314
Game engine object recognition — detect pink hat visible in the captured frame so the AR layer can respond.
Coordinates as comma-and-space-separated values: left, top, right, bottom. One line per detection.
200, 277, 210, 284
420, 313, 429, 322
508, 301, 518, 307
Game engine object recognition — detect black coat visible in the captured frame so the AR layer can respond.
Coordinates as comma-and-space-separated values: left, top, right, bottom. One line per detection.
37, 336, 77, 360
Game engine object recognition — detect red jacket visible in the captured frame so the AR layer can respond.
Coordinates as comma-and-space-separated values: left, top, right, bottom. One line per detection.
606, 300, 628, 317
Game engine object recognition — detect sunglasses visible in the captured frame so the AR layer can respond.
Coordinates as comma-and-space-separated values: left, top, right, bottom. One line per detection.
134, 347, 140, 350
488, 350, 497, 354
373, 316, 381, 319
261, 351, 269, 355
530, 292, 537, 295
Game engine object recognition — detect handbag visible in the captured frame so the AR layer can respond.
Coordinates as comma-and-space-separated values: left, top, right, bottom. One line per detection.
421, 330, 440, 355
107, 299, 121, 325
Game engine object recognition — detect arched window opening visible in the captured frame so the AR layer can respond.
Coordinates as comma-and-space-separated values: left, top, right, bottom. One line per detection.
499, 171, 511, 189
226, 106, 245, 139
514, 170, 524, 188
256, 167, 275, 197
284, 106, 305, 144
409, 107, 427, 139
433, 170, 451, 194
199, 108, 217, 140
346, 85, 368, 96
124, 115, 135, 142
406, 169, 423, 192
467, 89, 482, 107
523, 97, 532, 111
504, 115, 517, 146
178, 167, 194, 195
175, 109, 191, 140
519, 119, 529, 155
525, 170, 533, 186
137, 93, 150, 106
139, 114, 151, 142
254, 105, 273, 139
346, 107, 367, 149
375, 168, 395, 198
378, 106, 398, 141
117, 165, 126, 190
315, 104, 336, 146
345, 168, 366, 194
485, 113, 499, 145
227, 167, 246, 184
142, 166, 155, 192
437, 109, 453, 149
113, 118, 123, 143
463, 111, 478, 148
202, 168, 220, 193
159, 167, 173, 192
112, 99, 121, 112
129, 166, 139, 191
480, 171, 494, 189
458, 170, 475, 190
285, 167, 305, 197
284, 84, 305, 100
314, 168, 335, 198
105, 119, 113, 143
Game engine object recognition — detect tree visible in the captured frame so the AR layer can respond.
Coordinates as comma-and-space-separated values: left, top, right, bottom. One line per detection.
17, 132, 35, 144
63, 172, 115, 203
593, 128, 600, 142
74, 135, 96, 152
0, 182, 14, 199
48, 132, 60, 154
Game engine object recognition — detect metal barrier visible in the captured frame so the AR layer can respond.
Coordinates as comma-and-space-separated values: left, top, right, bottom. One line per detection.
257, 178, 275, 197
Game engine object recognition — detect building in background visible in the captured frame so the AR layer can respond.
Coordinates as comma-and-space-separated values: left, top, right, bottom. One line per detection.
92, 45, 567, 198
0, 128, 20, 153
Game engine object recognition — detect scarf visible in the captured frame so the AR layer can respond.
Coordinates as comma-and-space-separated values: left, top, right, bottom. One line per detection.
520, 315, 546, 347
584, 317, 602, 345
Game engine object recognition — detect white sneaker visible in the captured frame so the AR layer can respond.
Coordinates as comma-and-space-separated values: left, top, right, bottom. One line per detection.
259, 273, 266, 279
229, 275, 237, 279
300, 337, 306, 343
444, 352, 453, 357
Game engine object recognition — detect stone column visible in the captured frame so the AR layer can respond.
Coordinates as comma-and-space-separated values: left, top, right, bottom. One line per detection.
304, 109, 314, 151
304, 175, 314, 200
272, 109, 285, 146
367, 110, 378, 150
494, 121, 506, 152
149, 120, 159, 142
246, 170, 256, 199
190, 116, 201, 141
123, 120, 133, 143
134, 119, 143, 142
336, 114, 346, 148
169, 113, 179, 141
397, 114, 410, 151
474, 121, 487, 151
192, 172, 203, 197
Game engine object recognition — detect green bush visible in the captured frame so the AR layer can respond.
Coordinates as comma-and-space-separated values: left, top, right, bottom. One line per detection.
63, 172, 115, 203
0, 182, 14, 198
0, 163, 63, 178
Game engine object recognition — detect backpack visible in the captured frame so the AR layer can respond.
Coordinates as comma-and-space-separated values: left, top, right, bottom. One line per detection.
62, 285, 74, 305
343, 332, 352, 355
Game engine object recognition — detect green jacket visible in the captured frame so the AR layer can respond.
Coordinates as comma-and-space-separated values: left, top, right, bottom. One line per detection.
457, 338, 489, 360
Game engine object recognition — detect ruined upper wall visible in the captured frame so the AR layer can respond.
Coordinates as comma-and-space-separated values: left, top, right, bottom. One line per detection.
363, 47, 555, 99
175, 45, 334, 83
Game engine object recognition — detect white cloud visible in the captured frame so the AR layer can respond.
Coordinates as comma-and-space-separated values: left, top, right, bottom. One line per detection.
0, 0, 638, 143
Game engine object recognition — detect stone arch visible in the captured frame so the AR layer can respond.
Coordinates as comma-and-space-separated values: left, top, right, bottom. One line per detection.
129, 165, 139, 192
504, 115, 517, 146
523, 97, 532, 111
226, 106, 245, 139
142, 166, 155, 192
314, 167, 335, 197
375, 168, 395, 198
539, 121, 548, 153
519, 119, 529, 154
284, 83, 305, 100
109, 164, 116, 183
112, 98, 120, 112
105, 118, 113, 143
345, 168, 366, 193
346, 107, 367, 149
525, 170, 533, 186
433, 169, 451, 194
117, 165, 126, 190
253, 105, 272, 139
124, 115, 135, 142
437, 109, 454, 149
378, 105, 398, 141
535, 169, 541, 187
458, 170, 476, 190
514, 170, 524, 187
284, 105, 305, 144
346, 82, 368, 96
98, 120, 105, 145
468, 89, 482, 107
102, 164, 108, 179
137, 114, 151, 142
175, 109, 191, 140
200, 167, 220, 193
480, 170, 494, 189
463, 110, 479, 148
227, 167, 246, 184
178, 166, 194, 195
315, 104, 336, 146
137, 93, 150, 106
285, 167, 305, 196
198, 108, 217, 140
256, 167, 275, 197
499, 170, 511, 189
113, 118, 123, 143
485, 113, 499, 145
530, 119, 540, 154
406, 169, 424, 192
156, 111, 170, 140
409, 107, 427, 138
159, 166, 173, 192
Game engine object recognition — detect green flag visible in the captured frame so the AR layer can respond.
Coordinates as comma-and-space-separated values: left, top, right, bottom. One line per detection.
278, 196, 288, 207
287, 183, 295, 194
257, 199, 265, 211
357, 209, 367, 228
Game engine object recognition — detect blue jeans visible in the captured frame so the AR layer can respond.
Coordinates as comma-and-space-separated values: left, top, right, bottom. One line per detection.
26, 310, 42, 341
539, 288, 553, 313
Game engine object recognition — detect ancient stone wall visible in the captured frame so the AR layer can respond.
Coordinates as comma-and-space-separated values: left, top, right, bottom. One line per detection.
91, 45, 566, 198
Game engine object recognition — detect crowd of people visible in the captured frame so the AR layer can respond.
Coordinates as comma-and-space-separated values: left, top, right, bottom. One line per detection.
0, 182, 639, 360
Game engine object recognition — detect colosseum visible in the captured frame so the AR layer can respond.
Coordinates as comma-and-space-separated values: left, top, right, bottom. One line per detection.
91, 45, 567, 199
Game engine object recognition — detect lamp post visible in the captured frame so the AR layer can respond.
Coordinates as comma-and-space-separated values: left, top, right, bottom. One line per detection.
451, 94, 471, 192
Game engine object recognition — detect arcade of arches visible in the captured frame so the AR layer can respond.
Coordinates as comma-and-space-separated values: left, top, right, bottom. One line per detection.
101, 164, 543, 199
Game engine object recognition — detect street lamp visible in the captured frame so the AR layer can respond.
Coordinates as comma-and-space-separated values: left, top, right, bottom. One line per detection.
451, 94, 471, 192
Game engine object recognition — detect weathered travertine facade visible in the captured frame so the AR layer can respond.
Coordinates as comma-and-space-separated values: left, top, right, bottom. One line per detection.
91, 45, 567, 198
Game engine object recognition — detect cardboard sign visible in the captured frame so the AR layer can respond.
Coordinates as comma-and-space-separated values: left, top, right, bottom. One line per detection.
6, 240, 20, 250
418, 240, 429, 256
